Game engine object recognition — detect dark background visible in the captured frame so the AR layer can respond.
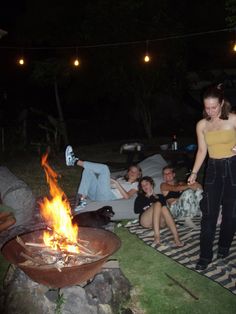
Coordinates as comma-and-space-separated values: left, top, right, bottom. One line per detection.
0, 0, 236, 149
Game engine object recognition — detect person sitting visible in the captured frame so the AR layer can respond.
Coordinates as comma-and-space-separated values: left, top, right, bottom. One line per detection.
65, 145, 142, 211
134, 176, 184, 247
160, 166, 203, 229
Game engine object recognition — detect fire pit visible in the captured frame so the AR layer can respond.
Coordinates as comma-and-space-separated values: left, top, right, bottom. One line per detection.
1, 227, 121, 288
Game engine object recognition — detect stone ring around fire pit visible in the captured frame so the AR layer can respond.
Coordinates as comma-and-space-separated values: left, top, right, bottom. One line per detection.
1, 227, 121, 288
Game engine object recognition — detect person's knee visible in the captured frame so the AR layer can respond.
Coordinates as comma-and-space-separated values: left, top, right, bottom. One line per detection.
102, 164, 110, 174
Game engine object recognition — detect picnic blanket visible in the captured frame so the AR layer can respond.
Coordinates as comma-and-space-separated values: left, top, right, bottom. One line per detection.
125, 217, 236, 295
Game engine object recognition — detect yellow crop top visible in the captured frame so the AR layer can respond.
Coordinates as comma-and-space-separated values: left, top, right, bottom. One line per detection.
204, 129, 236, 158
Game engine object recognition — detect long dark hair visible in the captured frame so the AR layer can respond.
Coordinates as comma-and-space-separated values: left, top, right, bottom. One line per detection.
202, 84, 231, 120
138, 176, 155, 195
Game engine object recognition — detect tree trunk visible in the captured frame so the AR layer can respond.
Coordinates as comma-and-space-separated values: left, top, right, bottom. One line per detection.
54, 79, 69, 146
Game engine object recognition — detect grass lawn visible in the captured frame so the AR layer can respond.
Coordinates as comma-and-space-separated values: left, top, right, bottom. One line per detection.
1, 141, 236, 313
114, 226, 236, 314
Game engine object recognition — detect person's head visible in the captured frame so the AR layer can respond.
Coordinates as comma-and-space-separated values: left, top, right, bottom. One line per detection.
162, 166, 176, 183
124, 164, 142, 182
138, 176, 155, 195
202, 84, 231, 120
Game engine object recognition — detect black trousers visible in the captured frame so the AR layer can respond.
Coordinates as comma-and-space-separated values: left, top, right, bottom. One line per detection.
199, 155, 236, 261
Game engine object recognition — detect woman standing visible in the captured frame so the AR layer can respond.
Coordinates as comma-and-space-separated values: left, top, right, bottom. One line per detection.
188, 84, 236, 270
134, 176, 184, 246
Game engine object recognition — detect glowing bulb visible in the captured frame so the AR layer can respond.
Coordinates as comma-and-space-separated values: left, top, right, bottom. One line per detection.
18, 58, 24, 65
74, 59, 79, 66
233, 43, 236, 52
144, 55, 150, 62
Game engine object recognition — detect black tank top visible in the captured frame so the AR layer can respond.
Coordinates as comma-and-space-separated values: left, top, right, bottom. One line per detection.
165, 190, 181, 200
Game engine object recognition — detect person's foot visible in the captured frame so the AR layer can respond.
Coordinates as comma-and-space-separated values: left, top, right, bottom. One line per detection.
74, 198, 87, 212
65, 145, 79, 166
217, 248, 229, 259
153, 234, 161, 245
174, 239, 185, 247
195, 258, 210, 270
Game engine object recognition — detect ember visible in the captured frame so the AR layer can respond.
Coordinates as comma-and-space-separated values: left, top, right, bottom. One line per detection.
2, 228, 121, 287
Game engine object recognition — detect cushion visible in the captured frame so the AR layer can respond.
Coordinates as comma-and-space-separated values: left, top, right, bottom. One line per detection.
80, 154, 167, 220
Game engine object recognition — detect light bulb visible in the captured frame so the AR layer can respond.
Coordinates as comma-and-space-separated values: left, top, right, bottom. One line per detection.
18, 58, 24, 65
233, 43, 236, 52
144, 55, 150, 62
74, 59, 79, 66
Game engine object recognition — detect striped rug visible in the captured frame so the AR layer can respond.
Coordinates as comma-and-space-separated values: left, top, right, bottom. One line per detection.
125, 218, 236, 295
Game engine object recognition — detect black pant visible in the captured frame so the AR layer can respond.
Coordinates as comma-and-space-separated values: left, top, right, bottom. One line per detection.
199, 155, 236, 261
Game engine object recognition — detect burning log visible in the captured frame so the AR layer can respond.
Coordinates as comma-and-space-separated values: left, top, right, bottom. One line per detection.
45, 226, 95, 255
25, 242, 49, 248
16, 235, 104, 272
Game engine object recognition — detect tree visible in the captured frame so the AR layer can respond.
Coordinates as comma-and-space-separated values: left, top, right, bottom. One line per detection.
226, 0, 236, 26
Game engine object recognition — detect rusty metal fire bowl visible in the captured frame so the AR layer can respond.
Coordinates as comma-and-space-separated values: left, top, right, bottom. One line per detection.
1, 227, 121, 288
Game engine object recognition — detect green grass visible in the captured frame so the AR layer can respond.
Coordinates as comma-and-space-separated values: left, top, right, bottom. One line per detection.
114, 226, 236, 314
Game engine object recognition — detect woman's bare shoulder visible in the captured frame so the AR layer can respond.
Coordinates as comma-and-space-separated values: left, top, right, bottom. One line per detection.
228, 112, 236, 122
196, 118, 206, 131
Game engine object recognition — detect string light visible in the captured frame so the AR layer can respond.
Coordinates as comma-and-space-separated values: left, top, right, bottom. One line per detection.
144, 40, 150, 63
0, 27, 234, 65
17, 48, 25, 66
18, 58, 24, 65
233, 27, 236, 52
74, 59, 79, 66
73, 47, 80, 67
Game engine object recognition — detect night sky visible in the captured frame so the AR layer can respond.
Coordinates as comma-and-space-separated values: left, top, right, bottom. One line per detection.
0, 0, 235, 145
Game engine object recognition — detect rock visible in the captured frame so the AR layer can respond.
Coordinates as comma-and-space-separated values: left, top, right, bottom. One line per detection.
0, 167, 36, 228
60, 286, 97, 314
1, 261, 131, 314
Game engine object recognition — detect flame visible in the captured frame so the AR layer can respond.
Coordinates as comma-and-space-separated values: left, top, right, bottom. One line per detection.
39, 153, 79, 253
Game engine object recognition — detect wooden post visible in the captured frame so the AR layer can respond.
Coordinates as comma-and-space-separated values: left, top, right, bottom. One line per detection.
1, 127, 4, 152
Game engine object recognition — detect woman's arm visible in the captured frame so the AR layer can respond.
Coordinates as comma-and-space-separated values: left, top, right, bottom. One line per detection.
160, 182, 190, 193
134, 194, 148, 214
188, 120, 208, 184
230, 113, 236, 153
110, 178, 137, 199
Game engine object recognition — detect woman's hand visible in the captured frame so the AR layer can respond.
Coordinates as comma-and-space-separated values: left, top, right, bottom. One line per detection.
232, 145, 236, 154
187, 173, 197, 185
110, 178, 118, 188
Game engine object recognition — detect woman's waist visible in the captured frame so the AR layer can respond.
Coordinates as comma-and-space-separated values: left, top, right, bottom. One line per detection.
208, 144, 235, 159
209, 154, 236, 162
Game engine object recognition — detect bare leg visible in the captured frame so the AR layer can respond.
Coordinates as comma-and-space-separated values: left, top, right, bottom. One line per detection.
161, 206, 184, 246
152, 202, 162, 244
77, 160, 84, 167
140, 203, 162, 244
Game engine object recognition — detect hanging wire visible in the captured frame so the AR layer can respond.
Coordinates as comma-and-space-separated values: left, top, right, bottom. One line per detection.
0, 27, 234, 51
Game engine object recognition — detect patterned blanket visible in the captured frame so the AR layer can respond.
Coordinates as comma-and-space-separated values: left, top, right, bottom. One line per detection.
125, 218, 236, 295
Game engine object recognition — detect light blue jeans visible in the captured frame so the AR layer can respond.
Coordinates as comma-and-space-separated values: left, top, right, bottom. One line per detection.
78, 161, 117, 201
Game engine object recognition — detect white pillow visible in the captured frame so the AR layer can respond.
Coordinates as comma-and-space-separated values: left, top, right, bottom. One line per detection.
138, 154, 167, 177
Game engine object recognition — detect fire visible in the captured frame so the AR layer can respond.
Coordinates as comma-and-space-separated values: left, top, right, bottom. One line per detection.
39, 153, 79, 253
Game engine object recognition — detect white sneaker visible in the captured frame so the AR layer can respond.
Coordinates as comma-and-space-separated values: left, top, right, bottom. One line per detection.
74, 199, 87, 212
65, 145, 79, 166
